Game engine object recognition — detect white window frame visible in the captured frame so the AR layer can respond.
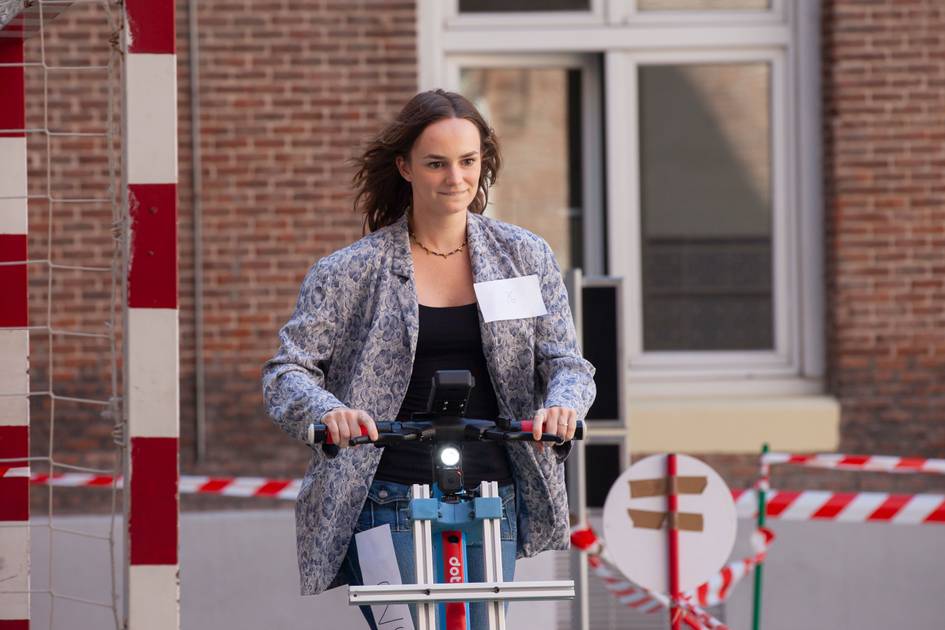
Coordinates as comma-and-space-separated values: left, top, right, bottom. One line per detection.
608, 49, 794, 377
418, 0, 824, 397
443, 53, 606, 276
613, 0, 786, 25
444, 0, 606, 28
443, 0, 785, 28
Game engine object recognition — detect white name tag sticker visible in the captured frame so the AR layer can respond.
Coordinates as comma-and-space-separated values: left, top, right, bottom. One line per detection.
473, 274, 547, 323
355, 524, 415, 630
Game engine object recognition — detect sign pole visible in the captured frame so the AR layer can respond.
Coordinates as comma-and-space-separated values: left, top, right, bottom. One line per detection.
667, 453, 681, 630
603, 453, 737, 629
751, 442, 770, 630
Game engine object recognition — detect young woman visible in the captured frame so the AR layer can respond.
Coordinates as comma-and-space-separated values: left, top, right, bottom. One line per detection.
262, 89, 596, 628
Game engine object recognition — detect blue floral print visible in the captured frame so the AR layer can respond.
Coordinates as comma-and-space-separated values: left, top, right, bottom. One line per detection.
262, 211, 596, 595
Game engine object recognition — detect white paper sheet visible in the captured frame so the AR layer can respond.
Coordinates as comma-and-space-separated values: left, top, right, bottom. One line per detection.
473, 274, 547, 323
355, 524, 416, 630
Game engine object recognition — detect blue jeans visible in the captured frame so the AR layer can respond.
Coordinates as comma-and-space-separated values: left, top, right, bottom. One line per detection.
341, 479, 518, 630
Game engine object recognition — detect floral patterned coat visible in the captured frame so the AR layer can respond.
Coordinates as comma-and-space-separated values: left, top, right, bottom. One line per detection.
262, 210, 596, 595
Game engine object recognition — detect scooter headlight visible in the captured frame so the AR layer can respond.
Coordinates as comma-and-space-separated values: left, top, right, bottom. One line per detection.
438, 446, 461, 467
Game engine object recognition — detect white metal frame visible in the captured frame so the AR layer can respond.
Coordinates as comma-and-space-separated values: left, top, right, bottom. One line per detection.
794, 0, 826, 383
350, 481, 575, 630
444, 0, 606, 28
419, 0, 793, 67
436, 24, 789, 55
418, 1, 823, 396
613, 0, 786, 25
441, 0, 785, 28
566, 269, 629, 628
443, 53, 605, 276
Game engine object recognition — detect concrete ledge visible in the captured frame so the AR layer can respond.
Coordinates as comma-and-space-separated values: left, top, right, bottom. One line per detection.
628, 395, 841, 453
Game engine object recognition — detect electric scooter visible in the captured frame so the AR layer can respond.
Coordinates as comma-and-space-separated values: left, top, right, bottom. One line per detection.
306, 369, 586, 630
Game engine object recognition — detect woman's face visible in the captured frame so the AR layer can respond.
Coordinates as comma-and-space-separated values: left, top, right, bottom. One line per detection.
396, 117, 482, 220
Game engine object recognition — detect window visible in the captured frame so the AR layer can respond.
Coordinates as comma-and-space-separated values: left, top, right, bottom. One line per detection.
638, 62, 773, 352
423, 2, 823, 395
447, 55, 604, 274
575, 443, 621, 508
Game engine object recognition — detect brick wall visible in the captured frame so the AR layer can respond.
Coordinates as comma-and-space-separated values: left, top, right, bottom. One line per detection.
19, 0, 945, 514
823, 0, 945, 485
642, 1, 945, 496
25, 0, 418, 513
176, 0, 417, 487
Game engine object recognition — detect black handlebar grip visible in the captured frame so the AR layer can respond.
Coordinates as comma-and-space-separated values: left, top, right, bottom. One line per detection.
518, 419, 585, 440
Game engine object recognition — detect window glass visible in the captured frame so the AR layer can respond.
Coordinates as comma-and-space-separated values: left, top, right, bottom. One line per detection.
638, 62, 773, 351
461, 66, 585, 270
459, 0, 590, 13
582, 443, 621, 508
583, 285, 619, 420
637, 0, 770, 10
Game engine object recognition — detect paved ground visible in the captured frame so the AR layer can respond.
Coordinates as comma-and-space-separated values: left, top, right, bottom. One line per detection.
24, 510, 945, 629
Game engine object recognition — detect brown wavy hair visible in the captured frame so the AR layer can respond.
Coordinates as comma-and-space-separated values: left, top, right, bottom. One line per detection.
351, 89, 501, 233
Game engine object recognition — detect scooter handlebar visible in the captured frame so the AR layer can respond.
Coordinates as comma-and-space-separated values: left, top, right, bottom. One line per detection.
306, 418, 585, 446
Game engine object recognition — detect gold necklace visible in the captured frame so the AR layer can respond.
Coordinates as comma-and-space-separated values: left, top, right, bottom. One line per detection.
409, 230, 467, 258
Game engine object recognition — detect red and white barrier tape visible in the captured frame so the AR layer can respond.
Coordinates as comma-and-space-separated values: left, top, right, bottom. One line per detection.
178, 476, 302, 500
694, 527, 774, 608
762, 453, 945, 475
571, 526, 736, 630
733, 489, 945, 525
585, 558, 665, 614
6, 468, 944, 525
588, 557, 726, 629
0, 468, 303, 500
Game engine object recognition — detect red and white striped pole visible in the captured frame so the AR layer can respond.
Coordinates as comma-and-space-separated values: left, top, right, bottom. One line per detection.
0, 20, 30, 630
667, 453, 681, 630
122, 2, 179, 629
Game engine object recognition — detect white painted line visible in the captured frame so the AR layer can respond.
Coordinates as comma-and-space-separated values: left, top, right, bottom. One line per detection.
126, 54, 179, 185
0, 330, 29, 426
778, 490, 831, 521
0, 522, 29, 619
128, 308, 179, 438
0, 137, 27, 234
129, 564, 179, 630
835, 492, 888, 523
892, 494, 943, 525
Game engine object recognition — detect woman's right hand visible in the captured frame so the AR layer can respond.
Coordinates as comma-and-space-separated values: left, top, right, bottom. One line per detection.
320, 407, 379, 447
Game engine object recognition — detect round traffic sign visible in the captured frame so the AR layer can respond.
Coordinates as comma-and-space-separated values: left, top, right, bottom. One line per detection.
601, 454, 737, 593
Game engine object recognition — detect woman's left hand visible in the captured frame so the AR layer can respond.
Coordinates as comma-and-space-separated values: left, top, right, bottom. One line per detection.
531, 406, 578, 443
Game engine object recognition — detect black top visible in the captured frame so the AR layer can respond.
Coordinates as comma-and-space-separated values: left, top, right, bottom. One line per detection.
374, 303, 514, 488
